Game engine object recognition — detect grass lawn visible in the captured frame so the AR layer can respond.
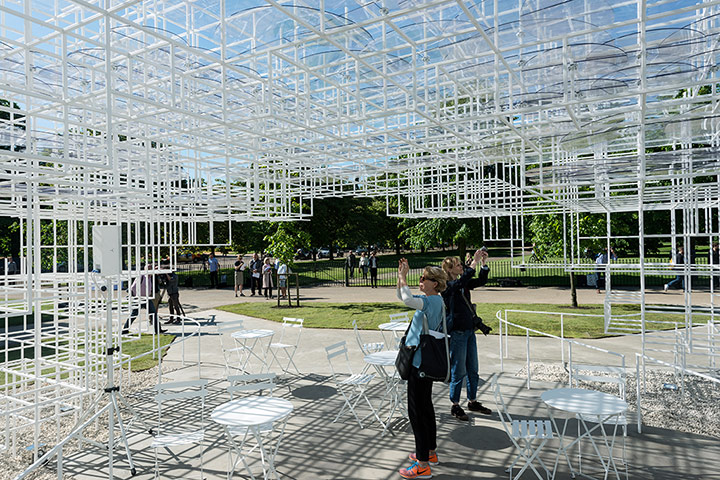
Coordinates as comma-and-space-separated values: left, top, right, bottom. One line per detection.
215, 301, 670, 339
122, 333, 175, 371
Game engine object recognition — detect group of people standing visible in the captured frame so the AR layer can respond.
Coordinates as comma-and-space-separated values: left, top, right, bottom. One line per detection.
346, 251, 380, 287
233, 253, 290, 299
395, 248, 492, 479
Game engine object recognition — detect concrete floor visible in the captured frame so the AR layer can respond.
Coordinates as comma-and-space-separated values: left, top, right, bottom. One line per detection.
59, 285, 720, 480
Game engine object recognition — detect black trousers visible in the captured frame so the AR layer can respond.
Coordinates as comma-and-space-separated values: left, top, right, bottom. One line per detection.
370, 268, 378, 288
168, 293, 184, 318
209, 270, 218, 288
407, 367, 436, 462
251, 275, 262, 294
124, 300, 160, 333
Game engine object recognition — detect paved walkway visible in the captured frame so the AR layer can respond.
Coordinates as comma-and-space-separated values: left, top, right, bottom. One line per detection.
59, 285, 718, 480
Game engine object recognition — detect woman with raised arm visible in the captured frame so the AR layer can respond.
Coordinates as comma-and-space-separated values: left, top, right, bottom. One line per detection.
396, 258, 448, 479
441, 248, 492, 422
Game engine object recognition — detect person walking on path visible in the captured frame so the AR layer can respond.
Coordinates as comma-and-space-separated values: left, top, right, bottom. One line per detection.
665, 246, 686, 292
441, 249, 492, 422
369, 251, 379, 288
123, 268, 166, 334
208, 253, 220, 288
164, 271, 184, 324
712, 243, 720, 288
249, 253, 263, 296
262, 257, 274, 299
595, 247, 617, 294
395, 258, 448, 479
234, 255, 246, 297
346, 251, 356, 279
359, 252, 369, 283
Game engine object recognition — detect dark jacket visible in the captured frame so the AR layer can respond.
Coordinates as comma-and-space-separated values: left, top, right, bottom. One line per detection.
250, 258, 263, 274
166, 273, 179, 295
441, 265, 490, 332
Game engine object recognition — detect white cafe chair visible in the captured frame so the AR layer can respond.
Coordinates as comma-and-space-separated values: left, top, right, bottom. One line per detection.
151, 379, 208, 479
388, 311, 411, 323
216, 319, 247, 375
352, 319, 385, 375
326, 341, 382, 429
268, 317, 303, 375
491, 374, 554, 480
224, 373, 280, 479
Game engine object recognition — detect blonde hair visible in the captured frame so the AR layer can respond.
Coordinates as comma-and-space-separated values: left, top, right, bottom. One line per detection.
422, 266, 448, 292
441, 256, 461, 275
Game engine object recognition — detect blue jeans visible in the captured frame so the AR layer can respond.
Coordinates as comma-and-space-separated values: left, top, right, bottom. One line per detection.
449, 329, 479, 404
667, 275, 684, 290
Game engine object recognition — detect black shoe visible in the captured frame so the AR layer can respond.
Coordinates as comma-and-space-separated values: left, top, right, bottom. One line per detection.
468, 401, 492, 415
451, 404, 469, 421
157, 328, 168, 334
164, 319, 174, 324
240, 293, 245, 297
121, 329, 129, 334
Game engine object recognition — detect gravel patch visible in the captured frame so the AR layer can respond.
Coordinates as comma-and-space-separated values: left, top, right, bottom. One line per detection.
0, 365, 178, 480
516, 362, 720, 438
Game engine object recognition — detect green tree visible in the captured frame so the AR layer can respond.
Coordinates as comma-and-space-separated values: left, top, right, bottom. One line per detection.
263, 222, 311, 266
231, 221, 273, 254
400, 218, 483, 259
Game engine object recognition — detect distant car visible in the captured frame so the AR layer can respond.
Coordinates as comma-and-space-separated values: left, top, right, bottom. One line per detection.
295, 248, 312, 260
177, 253, 193, 263
354, 246, 368, 255
192, 253, 208, 262
318, 247, 331, 258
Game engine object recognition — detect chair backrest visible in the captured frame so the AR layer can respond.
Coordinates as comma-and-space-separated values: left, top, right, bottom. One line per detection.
352, 320, 384, 355
490, 374, 514, 434
326, 340, 352, 377
154, 379, 209, 435
216, 319, 245, 350
227, 373, 276, 400
277, 317, 303, 344
388, 312, 411, 323
569, 363, 626, 400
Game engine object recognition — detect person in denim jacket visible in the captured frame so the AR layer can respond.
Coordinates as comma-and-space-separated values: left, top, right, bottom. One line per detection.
441, 249, 491, 421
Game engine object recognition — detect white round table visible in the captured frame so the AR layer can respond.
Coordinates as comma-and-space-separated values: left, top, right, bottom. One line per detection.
231, 329, 274, 341
378, 322, 409, 349
212, 396, 293, 480
378, 321, 410, 332
541, 388, 628, 480
541, 388, 627, 417
212, 396, 293, 427
364, 350, 399, 366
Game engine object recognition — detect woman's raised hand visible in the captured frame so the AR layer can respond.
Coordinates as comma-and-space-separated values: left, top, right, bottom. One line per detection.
473, 249, 483, 263
398, 258, 410, 277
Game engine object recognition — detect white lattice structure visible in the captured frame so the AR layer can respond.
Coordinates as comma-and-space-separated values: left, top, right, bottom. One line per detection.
1, 0, 720, 471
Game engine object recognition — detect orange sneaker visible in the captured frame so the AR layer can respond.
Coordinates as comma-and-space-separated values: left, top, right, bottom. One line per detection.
399, 461, 432, 479
408, 451, 439, 466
